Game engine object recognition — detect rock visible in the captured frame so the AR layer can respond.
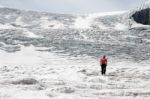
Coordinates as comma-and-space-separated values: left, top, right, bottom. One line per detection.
132, 8, 150, 25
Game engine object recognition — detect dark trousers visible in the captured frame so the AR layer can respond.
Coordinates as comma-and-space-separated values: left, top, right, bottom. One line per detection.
101, 64, 107, 75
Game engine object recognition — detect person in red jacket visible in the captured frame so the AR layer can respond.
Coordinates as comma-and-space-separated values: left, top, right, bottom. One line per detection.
100, 55, 108, 75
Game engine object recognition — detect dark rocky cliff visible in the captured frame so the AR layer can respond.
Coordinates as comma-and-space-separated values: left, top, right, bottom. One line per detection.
132, 8, 150, 25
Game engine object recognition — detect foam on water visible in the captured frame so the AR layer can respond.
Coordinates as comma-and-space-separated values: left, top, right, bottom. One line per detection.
0, 46, 150, 99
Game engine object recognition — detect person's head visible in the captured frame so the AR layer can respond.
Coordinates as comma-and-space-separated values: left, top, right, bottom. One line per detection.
103, 55, 106, 58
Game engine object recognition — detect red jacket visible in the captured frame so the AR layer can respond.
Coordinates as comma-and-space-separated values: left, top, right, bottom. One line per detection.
100, 58, 107, 65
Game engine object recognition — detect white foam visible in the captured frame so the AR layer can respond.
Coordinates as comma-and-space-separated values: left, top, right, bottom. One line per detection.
0, 46, 150, 99
0, 46, 43, 66
74, 16, 92, 29
23, 29, 40, 38
15, 17, 27, 26
114, 23, 128, 31
74, 11, 126, 29
88, 11, 127, 17
40, 17, 65, 29
0, 23, 15, 29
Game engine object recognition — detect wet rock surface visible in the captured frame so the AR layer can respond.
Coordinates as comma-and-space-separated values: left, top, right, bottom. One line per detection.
132, 8, 150, 25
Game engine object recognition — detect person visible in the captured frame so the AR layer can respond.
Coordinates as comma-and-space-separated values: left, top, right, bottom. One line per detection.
100, 55, 108, 75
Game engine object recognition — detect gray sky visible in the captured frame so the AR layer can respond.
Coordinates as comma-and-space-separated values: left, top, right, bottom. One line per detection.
0, 0, 144, 14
